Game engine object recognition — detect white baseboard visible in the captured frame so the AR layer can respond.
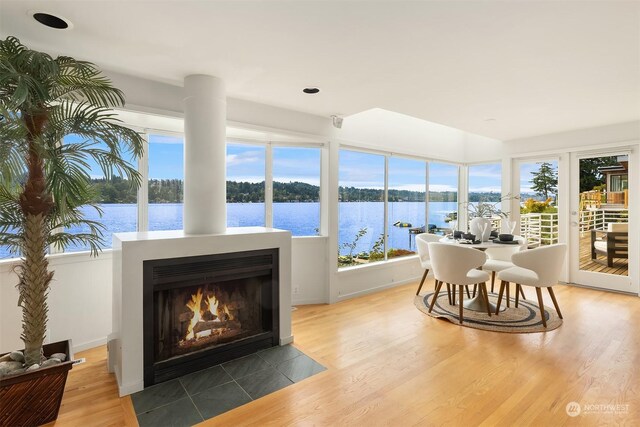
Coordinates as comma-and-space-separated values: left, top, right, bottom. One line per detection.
279, 335, 294, 345
72, 337, 107, 353
118, 377, 144, 397
292, 297, 327, 305
336, 276, 421, 302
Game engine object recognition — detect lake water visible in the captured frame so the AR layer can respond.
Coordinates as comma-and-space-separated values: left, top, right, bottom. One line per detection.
0, 202, 458, 258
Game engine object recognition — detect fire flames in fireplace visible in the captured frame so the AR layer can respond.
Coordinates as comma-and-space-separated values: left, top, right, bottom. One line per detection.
178, 286, 246, 350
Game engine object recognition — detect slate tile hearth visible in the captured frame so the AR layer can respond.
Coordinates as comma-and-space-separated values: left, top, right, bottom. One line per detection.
131, 345, 326, 426
235, 367, 293, 400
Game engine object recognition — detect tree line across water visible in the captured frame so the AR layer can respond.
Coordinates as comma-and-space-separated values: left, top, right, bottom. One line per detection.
89, 178, 507, 204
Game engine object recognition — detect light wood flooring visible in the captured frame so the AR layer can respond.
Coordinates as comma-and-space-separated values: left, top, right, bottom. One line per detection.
47, 280, 639, 426
579, 234, 628, 275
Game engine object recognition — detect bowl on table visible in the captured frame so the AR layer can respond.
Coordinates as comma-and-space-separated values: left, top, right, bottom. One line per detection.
498, 234, 514, 242
462, 233, 476, 241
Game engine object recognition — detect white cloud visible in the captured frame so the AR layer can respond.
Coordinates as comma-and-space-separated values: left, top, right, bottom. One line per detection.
391, 184, 426, 192
226, 150, 263, 166
428, 184, 457, 192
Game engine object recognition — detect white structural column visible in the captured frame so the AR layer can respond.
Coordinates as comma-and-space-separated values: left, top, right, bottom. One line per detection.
183, 75, 226, 234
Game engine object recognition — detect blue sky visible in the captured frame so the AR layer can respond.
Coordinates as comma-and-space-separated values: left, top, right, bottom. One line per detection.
469, 163, 501, 193
226, 144, 321, 184
519, 160, 558, 194
339, 150, 459, 192
149, 134, 184, 179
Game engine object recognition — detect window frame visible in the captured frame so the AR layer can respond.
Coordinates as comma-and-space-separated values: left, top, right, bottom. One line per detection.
337, 145, 462, 268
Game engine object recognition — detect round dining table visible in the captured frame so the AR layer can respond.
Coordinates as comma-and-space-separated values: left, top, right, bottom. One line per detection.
438, 236, 527, 313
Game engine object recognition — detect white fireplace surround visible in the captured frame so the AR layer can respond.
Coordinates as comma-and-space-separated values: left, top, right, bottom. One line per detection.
108, 227, 292, 396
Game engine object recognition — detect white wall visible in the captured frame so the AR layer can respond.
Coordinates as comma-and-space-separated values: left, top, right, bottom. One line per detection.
335, 257, 423, 301
469, 120, 640, 162
505, 121, 640, 155
291, 237, 328, 305
0, 252, 112, 354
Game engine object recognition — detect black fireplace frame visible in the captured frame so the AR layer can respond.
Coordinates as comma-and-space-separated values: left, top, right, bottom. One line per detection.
143, 248, 280, 387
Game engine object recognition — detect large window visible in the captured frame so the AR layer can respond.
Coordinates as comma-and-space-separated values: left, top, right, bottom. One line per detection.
388, 157, 426, 258
468, 163, 503, 228
148, 134, 184, 231
272, 147, 321, 236
338, 150, 385, 267
519, 160, 559, 246
226, 143, 266, 227
429, 162, 458, 233
63, 134, 138, 253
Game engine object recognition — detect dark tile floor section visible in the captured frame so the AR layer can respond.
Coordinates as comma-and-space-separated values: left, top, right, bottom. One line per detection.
136, 397, 203, 427
221, 353, 271, 378
131, 379, 188, 414
179, 365, 233, 395
190, 381, 252, 419
235, 368, 293, 400
277, 354, 326, 383
132, 345, 325, 425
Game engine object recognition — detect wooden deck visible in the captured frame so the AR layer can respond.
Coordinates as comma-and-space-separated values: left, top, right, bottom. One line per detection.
579, 234, 628, 275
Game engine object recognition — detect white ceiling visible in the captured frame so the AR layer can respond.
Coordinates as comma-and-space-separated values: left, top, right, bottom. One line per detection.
1, 0, 639, 141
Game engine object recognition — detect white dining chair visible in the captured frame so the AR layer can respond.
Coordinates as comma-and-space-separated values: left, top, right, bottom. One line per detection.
495, 244, 567, 327
415, 233, 443, 296
427, 242, 492, 323
482, 236, 527, 305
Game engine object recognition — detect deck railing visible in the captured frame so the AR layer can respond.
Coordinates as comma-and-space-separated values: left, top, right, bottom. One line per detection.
520, 213, 559, 247
579, 208, 628, 235
518, 208, 627, 246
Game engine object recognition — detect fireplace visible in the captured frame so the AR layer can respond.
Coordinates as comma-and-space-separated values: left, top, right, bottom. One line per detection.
143, 248, 279, 386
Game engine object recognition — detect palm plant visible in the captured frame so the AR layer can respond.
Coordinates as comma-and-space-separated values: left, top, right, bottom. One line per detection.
0, 37, 144, 367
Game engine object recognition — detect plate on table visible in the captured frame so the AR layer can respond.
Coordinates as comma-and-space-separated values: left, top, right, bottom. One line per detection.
460, 240, 481, 245
491, 239, 520, 245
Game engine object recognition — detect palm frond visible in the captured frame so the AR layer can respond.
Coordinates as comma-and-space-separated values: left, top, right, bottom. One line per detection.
52, 57, 125, 107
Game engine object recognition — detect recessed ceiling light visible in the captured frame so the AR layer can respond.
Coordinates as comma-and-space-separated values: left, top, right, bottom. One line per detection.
303, 87, 320, 94
32, 12, 71, 30
484, 118, 497, 122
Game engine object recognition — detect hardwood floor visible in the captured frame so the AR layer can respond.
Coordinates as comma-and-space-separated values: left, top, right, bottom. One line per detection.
44, 346, 137, 427
48, 280, 639, 426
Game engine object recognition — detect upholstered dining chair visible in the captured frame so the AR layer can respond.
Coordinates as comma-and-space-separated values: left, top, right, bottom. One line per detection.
495, 244, 567, 327
482, 236, 527, 305
415, 233, 444, 296
427, 242, 492, 323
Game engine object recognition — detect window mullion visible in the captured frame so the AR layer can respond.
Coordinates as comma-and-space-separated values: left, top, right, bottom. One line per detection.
425, 161, 430, 234
265, 143, 273, 228
138, 133, 149, 232
383, 156, 389, 261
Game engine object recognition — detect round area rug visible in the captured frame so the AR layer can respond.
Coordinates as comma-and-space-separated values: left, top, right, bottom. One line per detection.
415, 291, 562, 333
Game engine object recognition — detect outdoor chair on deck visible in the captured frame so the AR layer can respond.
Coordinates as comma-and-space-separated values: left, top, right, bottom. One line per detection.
591, 223, 628, 268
